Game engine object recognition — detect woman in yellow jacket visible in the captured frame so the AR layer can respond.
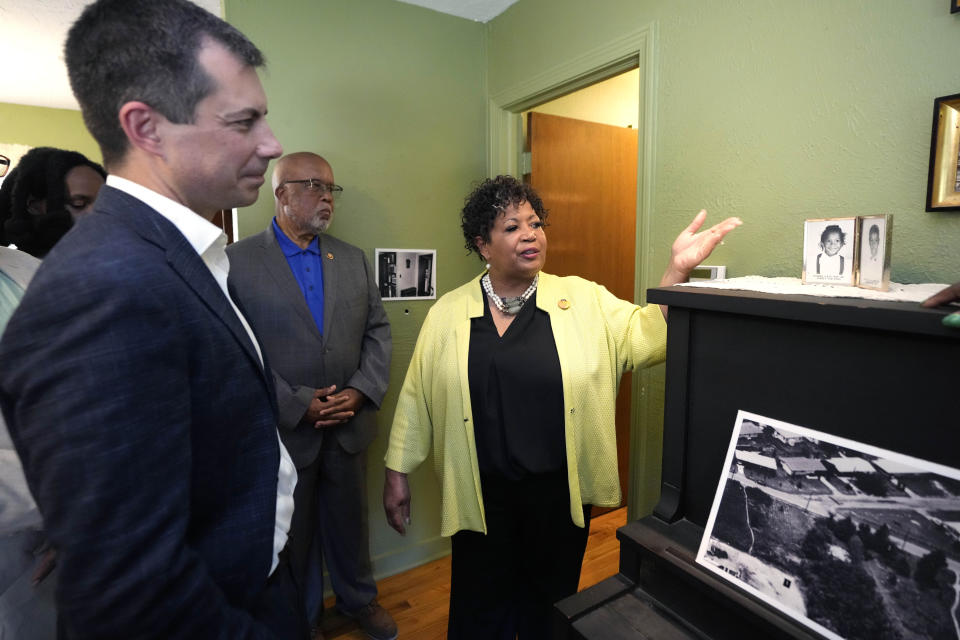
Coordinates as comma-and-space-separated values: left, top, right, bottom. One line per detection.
384, 175, 740, 639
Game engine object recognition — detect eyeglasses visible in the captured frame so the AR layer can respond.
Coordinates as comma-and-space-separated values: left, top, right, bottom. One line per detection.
0, 155, 9, 178
278, 179, 343, 197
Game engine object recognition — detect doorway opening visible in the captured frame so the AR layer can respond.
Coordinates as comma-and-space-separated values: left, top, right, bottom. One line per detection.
522, 68, 640, 518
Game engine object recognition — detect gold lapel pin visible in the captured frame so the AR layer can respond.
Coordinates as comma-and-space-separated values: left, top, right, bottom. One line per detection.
326, 252, 334, 260
558, 298, 571, 310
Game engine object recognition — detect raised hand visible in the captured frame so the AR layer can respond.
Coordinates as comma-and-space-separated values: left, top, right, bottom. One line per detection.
661, 209, 742, 286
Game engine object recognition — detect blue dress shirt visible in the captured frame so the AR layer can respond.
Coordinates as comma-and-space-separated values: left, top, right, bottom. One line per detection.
272, 218, 324, 335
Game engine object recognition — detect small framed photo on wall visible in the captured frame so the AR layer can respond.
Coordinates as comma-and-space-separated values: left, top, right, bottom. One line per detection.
855, 215, 893, 291
802, 217, 857, 286
375, 249, 437, 300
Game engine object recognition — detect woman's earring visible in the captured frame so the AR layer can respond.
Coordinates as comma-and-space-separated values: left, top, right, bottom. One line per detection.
485, 263, 491, 270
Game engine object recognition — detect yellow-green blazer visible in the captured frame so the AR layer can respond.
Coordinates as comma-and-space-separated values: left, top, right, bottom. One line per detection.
385, 272, 667, 536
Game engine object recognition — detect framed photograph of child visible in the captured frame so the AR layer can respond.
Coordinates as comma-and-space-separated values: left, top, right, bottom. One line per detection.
855, 215, 893, 291
802, 217, 857, 286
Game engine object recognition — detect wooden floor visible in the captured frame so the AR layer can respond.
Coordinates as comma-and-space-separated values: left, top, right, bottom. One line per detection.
319, 507, 628, 639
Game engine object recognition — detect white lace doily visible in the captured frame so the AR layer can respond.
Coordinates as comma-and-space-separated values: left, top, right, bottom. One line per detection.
678, 276, 948, 303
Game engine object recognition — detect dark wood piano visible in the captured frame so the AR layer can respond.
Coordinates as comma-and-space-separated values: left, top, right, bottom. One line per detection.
554, 286, 960, 639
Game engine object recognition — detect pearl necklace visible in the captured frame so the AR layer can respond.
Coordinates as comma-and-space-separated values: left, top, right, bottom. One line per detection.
481, 273, 538, 315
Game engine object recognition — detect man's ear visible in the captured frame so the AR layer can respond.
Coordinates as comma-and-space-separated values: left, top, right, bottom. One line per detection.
274, 184, 292, 212
118, 101, 164, 157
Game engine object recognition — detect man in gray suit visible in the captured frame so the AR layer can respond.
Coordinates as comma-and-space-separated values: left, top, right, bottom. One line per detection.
227, 152, 394, 640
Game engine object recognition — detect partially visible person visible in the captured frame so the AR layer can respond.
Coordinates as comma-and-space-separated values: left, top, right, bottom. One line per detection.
0, 245, 56, 640
228, 152, 395, 640
816, 224, 846, 276
0, 0, 306, 638
383, 175, 740, 639
923, 281, 960, 328
0, 147, 104, 639
0, 147, 105, 257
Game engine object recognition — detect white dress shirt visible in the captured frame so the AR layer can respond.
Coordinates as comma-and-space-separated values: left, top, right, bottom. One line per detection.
106, 176, 296, 575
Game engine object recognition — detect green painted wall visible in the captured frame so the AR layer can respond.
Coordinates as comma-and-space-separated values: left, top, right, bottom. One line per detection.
0, 102, 101, 162
488, 0, 960, 517
225, 0, 487, 578
489, 0, 960, 283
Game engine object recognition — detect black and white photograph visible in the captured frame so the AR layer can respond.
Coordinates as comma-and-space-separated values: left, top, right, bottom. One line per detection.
375, 249, 436, 300
955, 146, 960, 193
856, 215, 893, 291
697, 410, 960, 640
802, 217, 858, 286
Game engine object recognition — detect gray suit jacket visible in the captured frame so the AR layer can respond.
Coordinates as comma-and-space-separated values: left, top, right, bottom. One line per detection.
227, 227, 391, 468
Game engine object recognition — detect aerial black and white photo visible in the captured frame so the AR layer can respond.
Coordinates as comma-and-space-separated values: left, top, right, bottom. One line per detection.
698, 410, 960, 640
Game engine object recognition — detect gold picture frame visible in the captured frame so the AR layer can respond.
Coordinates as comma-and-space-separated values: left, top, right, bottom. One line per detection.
925, 93, 960, 211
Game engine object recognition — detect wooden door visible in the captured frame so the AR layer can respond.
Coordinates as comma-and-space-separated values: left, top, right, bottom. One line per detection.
526, 111, 638, 516
212, 209, 235, 243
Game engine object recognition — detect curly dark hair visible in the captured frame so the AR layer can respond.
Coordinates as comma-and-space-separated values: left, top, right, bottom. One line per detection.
820, 224, 846, 247
460, 175, 548, 259
0, 147, 106, 257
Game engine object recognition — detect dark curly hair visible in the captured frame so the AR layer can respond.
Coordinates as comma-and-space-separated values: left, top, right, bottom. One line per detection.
460, 175, 548, 259
0, 147, 106, 257
819, 224, 846, 247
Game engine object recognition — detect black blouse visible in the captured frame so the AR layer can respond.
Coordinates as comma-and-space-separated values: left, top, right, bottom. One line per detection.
468, 285, 566, 481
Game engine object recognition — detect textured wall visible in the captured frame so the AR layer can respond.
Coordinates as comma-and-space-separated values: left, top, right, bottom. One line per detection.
488, 0, 960, 518
489, 0, 960, 284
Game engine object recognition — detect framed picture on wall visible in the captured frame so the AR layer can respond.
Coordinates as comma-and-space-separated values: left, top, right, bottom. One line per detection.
855, 215, 893, 291
952, 0, 959, 13
375, 248, 436, 300
925, 93, 960, 211
801, 217, 857, 286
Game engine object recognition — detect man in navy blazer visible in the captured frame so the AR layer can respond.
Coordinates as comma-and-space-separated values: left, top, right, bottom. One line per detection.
0, 1, 305, 638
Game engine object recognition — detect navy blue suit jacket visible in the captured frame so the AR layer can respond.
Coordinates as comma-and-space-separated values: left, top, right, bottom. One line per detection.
0, 186, 283, 639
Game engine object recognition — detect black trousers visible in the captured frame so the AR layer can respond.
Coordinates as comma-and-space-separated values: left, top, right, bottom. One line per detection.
288, 437, 377, 626
447, 472, 591, 640
251, 547, 311, 640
